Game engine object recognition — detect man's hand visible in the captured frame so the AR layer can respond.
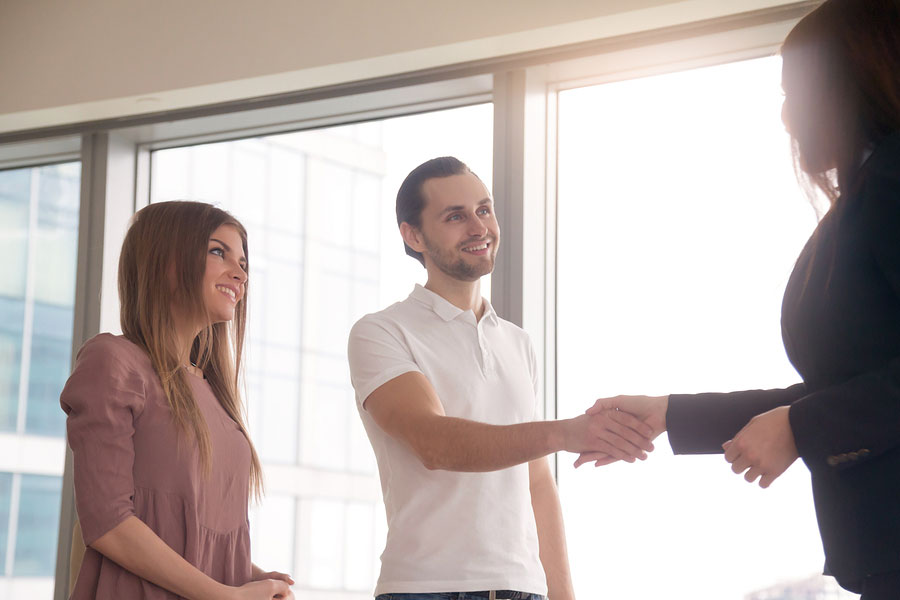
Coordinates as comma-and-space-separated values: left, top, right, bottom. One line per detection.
574, 395, 668, 467
564, 409, 655, 466
723, 405, 798, 488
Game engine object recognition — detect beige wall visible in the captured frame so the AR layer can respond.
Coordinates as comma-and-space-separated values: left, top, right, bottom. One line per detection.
0, 0, 802, 132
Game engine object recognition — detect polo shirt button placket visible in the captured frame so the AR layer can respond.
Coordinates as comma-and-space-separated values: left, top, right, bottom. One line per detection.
476, 326, 488, 372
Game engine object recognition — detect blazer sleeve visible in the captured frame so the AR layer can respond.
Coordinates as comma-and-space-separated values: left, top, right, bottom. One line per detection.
59, 334, 147, 546
667, 384, 806, 454
789, 164, 900, 473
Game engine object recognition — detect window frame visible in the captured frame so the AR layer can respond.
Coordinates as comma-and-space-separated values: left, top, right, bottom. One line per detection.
0, 142, 81, 597
0, 3, 819, 598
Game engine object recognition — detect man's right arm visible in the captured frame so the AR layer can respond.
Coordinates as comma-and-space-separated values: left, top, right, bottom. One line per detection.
364, 371, 654, 472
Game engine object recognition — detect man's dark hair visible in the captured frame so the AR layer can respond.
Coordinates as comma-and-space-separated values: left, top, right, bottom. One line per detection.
396, 156, 476, 266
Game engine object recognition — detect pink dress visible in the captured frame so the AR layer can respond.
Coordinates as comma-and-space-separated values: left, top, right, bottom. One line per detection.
60, 334, 252, 599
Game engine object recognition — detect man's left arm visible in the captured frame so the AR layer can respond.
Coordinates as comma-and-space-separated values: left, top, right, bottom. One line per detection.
530, 457, 575, 600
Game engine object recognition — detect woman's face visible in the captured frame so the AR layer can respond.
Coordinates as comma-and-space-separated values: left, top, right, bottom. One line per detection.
781, 52, 836, 174
202, 224, 247, 324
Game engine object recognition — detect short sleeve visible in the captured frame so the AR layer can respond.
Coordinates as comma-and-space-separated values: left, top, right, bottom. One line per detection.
60, 334, 147, 546
347, 316, 422, 410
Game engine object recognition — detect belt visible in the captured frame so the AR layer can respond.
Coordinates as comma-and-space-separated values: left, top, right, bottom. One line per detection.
467, 592, 534, 600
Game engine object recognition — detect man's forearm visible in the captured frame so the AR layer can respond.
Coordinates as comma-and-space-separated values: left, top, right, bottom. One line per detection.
407, 409, 651, 472
410, 416, 565, 472
366, 372, 652, 472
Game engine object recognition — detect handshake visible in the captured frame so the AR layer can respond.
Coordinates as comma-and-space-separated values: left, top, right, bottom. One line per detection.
561, 395, 668, 468
565, 394, 798, 489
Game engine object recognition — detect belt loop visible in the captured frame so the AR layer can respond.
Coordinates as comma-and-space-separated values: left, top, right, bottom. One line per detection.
489, 592, 496, 600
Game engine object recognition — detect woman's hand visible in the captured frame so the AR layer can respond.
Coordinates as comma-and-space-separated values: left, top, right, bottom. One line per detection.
251, 563, 294, 586
228, 579, 294, 600
252, 571, 294, 585
723, 405, 798, 488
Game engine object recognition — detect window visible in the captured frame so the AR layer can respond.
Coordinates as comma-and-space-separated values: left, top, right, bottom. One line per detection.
0, 160, 79, 598
555, 56, 856, 599
12, 474, 63, 576
150, 103, 493, 595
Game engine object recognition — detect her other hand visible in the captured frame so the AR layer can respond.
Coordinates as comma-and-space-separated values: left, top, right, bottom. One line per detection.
252, 570, 294, 586
723, 405, 798, 488
230, 578, 294, 600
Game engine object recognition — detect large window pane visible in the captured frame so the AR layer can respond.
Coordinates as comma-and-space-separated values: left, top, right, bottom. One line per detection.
556, 57, 856, 599
26, 303, 74, 435
0, 159, 79, 597
0, 299, 24, 432
0, 162, 79, 437
150, 103, 493, 596
12, 474, 62, 576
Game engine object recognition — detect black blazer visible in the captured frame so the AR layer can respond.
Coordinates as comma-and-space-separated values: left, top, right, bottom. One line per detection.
666, 130, 900, 588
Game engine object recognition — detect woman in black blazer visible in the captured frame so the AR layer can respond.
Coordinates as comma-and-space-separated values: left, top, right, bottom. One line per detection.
581, 0, 900, 597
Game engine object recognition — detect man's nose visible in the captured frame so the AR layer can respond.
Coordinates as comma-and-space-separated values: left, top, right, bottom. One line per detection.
468, 214, 488, 237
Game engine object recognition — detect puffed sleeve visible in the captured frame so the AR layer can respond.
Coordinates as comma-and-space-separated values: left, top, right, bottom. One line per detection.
60, 334, 147, 546
347, 315, 421, 410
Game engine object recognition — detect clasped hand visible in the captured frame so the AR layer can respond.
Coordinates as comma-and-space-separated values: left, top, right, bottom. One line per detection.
571, 396, 798, 489
723, 405, 798, 488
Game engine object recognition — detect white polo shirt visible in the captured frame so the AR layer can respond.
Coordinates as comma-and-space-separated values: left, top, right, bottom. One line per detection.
347, 284, 547, 596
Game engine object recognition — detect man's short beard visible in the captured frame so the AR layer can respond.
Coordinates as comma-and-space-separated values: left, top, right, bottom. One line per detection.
423, 236, 496, 282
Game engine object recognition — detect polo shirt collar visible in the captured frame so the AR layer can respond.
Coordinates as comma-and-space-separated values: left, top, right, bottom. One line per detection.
410, 284, 497, 324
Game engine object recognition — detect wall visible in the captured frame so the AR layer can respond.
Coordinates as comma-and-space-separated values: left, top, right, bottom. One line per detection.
0, 0, 804, 132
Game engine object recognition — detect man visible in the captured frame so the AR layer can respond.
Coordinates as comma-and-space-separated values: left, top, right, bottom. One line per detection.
347, 157, 653, 600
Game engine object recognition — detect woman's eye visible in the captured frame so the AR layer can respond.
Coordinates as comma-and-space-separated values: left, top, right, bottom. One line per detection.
210, 247, 225, 258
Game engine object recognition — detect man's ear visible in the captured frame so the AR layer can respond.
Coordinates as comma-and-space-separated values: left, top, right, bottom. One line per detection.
400, 222, 426, 253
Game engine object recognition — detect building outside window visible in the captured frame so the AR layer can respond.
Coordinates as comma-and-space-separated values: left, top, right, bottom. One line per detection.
150, 103, 492, 598
0, 161, 80, 599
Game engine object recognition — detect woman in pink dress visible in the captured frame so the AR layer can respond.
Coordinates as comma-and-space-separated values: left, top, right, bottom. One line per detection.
61, 201, 294, 600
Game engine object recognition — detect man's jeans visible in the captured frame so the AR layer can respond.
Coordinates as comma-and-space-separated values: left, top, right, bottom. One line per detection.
375, 593, 545, 600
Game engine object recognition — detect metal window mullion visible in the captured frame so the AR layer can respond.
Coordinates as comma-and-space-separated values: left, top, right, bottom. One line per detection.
543, 80, 560, 437
4, 473, 21, 576
492, 67, 554, 473
15, 168, 41, 435
53, 132, 138, 600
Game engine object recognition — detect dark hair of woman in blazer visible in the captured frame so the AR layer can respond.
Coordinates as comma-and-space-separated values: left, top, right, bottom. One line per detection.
581, 1, 900, 598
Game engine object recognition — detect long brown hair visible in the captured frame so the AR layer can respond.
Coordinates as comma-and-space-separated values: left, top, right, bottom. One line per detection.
782, 0, 900, 204
118, 201, 263, 499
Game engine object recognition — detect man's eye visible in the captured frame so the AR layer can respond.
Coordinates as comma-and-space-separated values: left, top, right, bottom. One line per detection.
448, 214, 461, 221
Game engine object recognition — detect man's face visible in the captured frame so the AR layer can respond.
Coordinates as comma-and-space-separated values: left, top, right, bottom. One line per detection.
413, 173, 500, 282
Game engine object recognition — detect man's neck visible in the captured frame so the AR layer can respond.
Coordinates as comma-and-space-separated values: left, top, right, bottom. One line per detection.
424, 274, 484, 321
